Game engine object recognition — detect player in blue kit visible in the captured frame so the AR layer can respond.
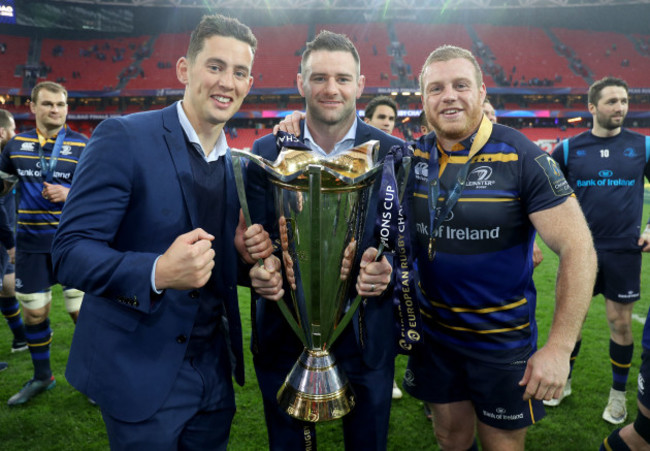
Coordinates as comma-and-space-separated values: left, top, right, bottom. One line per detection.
601, 305, 650, 450
401, 45, 597, 450
0, 109, 27, 355
0, 82, 88, 406
550, 77, 650, 424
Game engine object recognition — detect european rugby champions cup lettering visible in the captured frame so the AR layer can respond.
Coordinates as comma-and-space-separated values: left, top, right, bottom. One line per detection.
232, 136, 387, 422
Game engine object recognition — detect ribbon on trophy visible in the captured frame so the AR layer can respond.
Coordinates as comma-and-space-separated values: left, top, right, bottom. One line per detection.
275, 130, 311, 152
327, 143, 419, 352
373, 144, 422, 354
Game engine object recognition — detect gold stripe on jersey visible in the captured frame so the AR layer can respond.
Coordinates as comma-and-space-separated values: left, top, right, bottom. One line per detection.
18, 221, 60, 226
414, 193, 519, 202
437, 320, 530, 334
13, 136, 86, 147
19, 210, 63, 214
10, 155, 80, 164
428, 297, 528, 314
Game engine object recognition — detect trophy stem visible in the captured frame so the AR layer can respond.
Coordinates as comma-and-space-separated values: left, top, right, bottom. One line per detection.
277, 348, 356, 422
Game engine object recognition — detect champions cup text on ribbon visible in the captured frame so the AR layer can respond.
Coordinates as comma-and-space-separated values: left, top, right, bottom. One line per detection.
374, 145, 422, 354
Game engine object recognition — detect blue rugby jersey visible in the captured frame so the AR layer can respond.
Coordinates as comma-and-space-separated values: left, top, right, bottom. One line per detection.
551, 129, 650, 252
0, 126, 87, 253
410, 124, 573, 364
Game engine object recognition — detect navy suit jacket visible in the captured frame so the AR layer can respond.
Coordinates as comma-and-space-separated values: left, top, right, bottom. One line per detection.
52, 104, 245, 423
247, 117, 403, 370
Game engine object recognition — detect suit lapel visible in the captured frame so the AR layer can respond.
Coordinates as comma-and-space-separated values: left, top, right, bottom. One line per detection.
161, 105, 199, 228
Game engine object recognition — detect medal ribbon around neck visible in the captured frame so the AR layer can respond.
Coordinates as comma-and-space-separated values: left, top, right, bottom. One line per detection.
427, 115, 493, 260
39, 126, 67, 184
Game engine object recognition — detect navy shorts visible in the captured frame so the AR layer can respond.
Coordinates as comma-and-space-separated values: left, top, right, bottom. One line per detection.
403, 341, 545, 430
15, 252, 57, 294
593, 250, 641, 303
639, 349, 650, 410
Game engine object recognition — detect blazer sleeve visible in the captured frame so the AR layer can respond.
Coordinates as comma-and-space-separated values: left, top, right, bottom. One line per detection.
52, 118, 159, 313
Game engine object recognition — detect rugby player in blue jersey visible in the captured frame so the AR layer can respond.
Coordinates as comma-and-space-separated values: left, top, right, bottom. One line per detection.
550, 77, 650, 425
402, 45, 597, 450
0, 109, 27, 356
0, 82, 88, 406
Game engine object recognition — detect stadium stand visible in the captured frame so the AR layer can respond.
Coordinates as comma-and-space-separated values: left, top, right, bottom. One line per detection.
40, 36, 151, 91
315, 23, 392, 87
473, 25, 586, 88
0, 35, 30, 88
393, 23, 476, 87
552, 28, 649, 87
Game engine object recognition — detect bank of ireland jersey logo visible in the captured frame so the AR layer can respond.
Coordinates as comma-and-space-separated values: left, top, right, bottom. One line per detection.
535, 154, 572, 197
20, 142, 35, 152
414, 161, 428, 181
599, 169, 613, 178
467, 166, 495, 189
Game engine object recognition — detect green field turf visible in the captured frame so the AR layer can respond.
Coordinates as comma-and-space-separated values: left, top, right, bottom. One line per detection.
1, 197, 649, 450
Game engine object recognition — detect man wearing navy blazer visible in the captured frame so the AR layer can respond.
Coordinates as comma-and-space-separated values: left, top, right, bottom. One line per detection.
247, 31, 401, 451
52, 15, 274, 450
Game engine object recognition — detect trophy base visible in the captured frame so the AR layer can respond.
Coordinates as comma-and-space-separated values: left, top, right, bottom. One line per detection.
277, 348, 356, 422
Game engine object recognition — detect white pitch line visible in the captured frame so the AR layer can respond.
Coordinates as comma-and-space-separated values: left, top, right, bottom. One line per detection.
632, 313, 646, 325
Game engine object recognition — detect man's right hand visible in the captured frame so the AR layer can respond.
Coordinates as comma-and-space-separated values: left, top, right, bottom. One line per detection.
155, 228, 215, 291
272, 111, 305, 136
250, 255, 284, 301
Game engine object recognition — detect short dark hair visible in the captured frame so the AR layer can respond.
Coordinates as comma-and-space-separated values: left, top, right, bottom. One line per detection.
365, 96, 398, 120
588, 76, 628, 106
419, 111, 429, 129
187, 14, 257, 63
0, 109, 13, 129
419, 45, 482, 94
31, 81, 68, 104
301, 30, 360, 78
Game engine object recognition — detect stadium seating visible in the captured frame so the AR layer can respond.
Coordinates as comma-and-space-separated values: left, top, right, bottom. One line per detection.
473, 25, 586, 88
315, 23, 392, 87
0, 35, 30, 88
552, 28, 649, 87
40, 36, 150, 91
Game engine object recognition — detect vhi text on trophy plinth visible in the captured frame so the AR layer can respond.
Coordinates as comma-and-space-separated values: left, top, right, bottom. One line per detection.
232, 140, 382, 422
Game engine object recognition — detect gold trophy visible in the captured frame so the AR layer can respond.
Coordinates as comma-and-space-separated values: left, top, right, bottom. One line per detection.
232, 141, 382, 422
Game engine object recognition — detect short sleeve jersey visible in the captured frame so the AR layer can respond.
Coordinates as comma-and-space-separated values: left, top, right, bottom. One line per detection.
0, 126, 87, 253
551, 129, 650, 251
410, 124, 573, 364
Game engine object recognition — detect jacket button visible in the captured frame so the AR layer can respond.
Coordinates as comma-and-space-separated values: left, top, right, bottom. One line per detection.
189, 290, 199, 299
176, 335, 187, 344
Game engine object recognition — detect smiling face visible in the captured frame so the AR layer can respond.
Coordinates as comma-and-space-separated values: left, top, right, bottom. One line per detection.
589, 85, 628, 135
421, 57, 486, 148
298, 50, 364, 131
177, 34, 253, 131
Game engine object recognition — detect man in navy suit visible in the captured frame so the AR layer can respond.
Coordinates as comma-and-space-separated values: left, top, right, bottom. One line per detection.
247, 31, 400, 451
52, 15, 274, 450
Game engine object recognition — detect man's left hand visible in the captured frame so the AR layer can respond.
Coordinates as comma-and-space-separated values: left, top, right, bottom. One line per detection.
355, 247, 392, 298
